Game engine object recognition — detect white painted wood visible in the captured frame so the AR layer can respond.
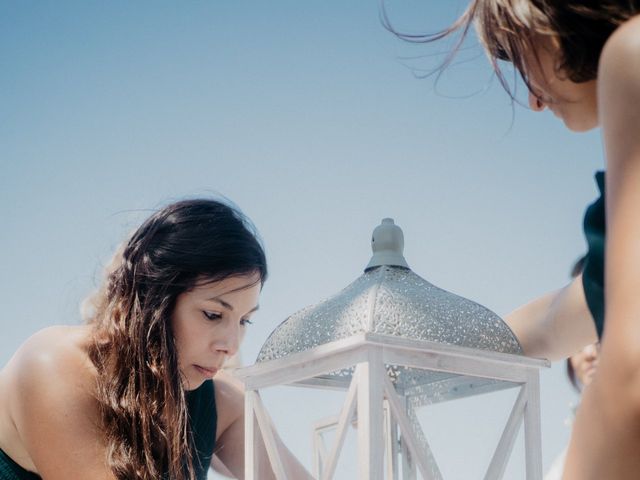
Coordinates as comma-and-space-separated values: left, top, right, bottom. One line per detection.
312, 396, 405, 480
313, 430, 321, 479
249, 391, 288, 480
357, 351, 385, 480
319, 440, 328, 465
293, 376, 353, 391
313, 426, 331, 479
318, 431, 330, 472
399, 394, 416, 480
400, 429, 417, 480
382, 375, 442, 480
235, 334, 369, 380
483, 385, 527, 480
313, 415, 341, 432
401, 375, 518, 405
312, 415, 338, 477
382, 348, 530, 384
524, 372, 543, 480
244, 391, 259, 480
241, 346, 368, 390
321, 371, 360, 480
384, 400, 399, 480
238, 333, 548, 480
235, 333, 548, 390
364, 333, 548, 368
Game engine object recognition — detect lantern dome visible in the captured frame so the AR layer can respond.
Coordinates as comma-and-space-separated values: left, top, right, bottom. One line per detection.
257, 218, 522, 391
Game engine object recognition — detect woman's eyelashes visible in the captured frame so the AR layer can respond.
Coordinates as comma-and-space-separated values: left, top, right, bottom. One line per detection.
202, 310, 254, 326
203, 311, 222, 321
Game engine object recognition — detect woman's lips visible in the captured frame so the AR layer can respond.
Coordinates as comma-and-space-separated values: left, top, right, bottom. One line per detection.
195, 365, 218, 378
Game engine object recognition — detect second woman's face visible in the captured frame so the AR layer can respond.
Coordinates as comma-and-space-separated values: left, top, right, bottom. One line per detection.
171, 273, 261, 390
524, 39, 598, 132
570, 343, 599, 388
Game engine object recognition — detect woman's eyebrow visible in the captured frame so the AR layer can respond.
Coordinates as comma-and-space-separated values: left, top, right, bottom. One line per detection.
206, 297, 234, 311
205, 298, 260, 314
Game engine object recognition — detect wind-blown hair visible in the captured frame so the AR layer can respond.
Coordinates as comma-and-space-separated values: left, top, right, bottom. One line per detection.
85, 199, 267, 480
382, 0, 640, 98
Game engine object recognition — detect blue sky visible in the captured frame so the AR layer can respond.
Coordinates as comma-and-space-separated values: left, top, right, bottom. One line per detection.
1, 1, 604, 477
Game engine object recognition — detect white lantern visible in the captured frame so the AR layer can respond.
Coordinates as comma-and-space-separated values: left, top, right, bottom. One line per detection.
235, 219, 548, 479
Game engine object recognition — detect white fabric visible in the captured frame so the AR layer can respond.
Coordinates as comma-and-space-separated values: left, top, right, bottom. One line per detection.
544, 447, 567, 480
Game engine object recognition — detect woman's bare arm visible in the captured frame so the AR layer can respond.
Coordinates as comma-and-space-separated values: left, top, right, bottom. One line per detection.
505, 274, 597, 361
563, 16, 640, 480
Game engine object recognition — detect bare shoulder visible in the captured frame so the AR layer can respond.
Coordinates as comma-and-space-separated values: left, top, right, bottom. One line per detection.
213, 370, 245, 439
600, 15, 640, 83
598, 15, 640, 167
7, 325, 95, 396
1, 325, 112, 478
4, 325, 98, 437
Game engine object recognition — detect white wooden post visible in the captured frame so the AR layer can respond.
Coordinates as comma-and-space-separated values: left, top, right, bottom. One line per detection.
524, 371, 543, 480
244, 390, 259, 480
384, 400, 399, 480
321, 372, 359, 480
383, 375, 443, 480
483, 385, 527, 480
250, 391, 288, 480
357, 348, 385, 480
400, 434, 417, 480
400, 394, 417, 480
312, 429, 322, 478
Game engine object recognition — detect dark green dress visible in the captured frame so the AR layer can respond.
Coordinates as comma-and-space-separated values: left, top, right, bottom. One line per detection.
582, 171, 606, 338
0, 380, 217, 480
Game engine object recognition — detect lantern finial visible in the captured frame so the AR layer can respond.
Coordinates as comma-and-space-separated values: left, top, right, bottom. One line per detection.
365, 218, 409, 271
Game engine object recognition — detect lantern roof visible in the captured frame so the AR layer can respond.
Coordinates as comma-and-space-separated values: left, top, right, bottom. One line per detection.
257, 218, 522, 391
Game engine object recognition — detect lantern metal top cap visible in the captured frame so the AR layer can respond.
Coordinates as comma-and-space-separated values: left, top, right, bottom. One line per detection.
365, 218, 409, 271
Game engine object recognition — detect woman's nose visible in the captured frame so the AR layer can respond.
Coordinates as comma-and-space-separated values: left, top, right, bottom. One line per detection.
583, 343, 598, 359
215, 322, 241, 357
529, 91, 546, 112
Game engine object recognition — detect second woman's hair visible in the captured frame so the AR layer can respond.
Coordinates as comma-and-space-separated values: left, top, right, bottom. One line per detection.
383, 0, 640, 97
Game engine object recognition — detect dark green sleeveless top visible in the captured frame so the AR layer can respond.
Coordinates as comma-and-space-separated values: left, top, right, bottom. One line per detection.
582, 171, 606, 338
186, 379, 217, 479
0, 379, 217, 480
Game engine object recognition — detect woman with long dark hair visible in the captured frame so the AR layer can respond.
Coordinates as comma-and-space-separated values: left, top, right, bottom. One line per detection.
0, 199, 310, 479
385, 1, 640, 478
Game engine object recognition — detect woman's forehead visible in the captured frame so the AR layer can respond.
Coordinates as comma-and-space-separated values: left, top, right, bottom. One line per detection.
191, 273, 261, 298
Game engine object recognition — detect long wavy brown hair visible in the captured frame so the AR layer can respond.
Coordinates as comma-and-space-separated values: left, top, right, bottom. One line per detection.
382, 0, 640, 98
85, 199, 267, 480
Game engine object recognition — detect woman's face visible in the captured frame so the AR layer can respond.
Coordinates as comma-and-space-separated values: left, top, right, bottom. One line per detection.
523, 38, 598, 132
570, 343, 599, 388
171, 272, 261, 390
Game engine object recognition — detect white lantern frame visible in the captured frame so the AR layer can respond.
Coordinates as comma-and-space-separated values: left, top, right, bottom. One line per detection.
235, 332, 549, 480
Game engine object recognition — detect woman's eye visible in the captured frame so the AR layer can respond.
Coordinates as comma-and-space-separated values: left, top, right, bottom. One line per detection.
495, 44, 510, 61
203, 311, 222, 321
240, 318, 254, 327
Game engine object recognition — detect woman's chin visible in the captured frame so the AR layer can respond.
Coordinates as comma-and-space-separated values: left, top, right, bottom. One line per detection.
180, 374, 204, 391
562, 113, 599, 132
184, 379, 204, 391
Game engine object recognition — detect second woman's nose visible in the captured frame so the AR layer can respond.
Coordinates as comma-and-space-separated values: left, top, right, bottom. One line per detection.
583, 343, 599, 360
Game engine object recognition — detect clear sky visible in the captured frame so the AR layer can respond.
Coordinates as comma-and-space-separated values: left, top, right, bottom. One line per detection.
1, 1, 604, 478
